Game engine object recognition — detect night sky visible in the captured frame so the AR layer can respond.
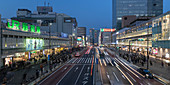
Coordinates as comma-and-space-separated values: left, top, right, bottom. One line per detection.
0, 0, 169, 34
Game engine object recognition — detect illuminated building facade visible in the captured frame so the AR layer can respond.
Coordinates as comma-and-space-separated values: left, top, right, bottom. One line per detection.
115, 11, 170, 60
0, 19, 71, 67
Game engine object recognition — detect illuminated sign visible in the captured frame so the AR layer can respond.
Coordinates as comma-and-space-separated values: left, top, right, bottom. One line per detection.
138, 38, 144, 41
26, 38, 44, 51
101, 29, 116, 32
153, 49, 158, 55
77, 37, 81, 41
7, 19, 41, 33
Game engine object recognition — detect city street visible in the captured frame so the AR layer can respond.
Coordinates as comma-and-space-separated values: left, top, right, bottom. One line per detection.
105, 48, 165, 85
35, 47, 166, 85
0, 1, 169, 84
38, 48, 95, 85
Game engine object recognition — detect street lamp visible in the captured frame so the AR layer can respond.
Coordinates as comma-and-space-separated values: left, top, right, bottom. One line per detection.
146, 24, 149, 69
49, 23, 52, 49
48, 23, 52, 71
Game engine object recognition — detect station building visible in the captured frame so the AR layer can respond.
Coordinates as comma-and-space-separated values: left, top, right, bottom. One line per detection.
0, 16, 71, 67
114, 11, 170, 60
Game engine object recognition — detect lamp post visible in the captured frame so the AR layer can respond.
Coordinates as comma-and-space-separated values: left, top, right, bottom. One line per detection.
146, 24, 149, 69
48, 23, 52, 71
49, 23, 52, 49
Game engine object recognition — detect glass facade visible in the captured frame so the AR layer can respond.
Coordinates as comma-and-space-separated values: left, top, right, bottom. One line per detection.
116, 11, 170, 58
112, 0, 163, 30
152, 12, 170, 48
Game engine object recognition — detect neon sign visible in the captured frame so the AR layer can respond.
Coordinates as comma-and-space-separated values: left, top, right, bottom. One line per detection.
7, 19, 41, 33
101, 29, 116, 32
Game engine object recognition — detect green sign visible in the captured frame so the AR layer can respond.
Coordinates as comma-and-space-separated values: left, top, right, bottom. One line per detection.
138, 38, 144, 41
7, 19, 41, 33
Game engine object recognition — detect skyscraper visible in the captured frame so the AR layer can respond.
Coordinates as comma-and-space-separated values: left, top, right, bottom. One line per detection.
112, 0, 163, 30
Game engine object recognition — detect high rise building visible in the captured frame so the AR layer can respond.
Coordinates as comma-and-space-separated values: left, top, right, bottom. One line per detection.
89, 29, 100, 46
112, 0, 163, 30
12, 6, 77, 36
77, 27, 86, 46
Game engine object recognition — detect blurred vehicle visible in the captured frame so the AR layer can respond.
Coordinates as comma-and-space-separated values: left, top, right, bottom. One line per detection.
75, 52, 80, 57
137, 68, 154, 79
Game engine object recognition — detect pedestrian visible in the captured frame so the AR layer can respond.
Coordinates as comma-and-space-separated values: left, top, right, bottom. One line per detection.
142, 61, 144, 66
50, 64, 52, 71
162, 61, 164, 67
40, 64, 43, 73
2, 76, 7, 85
23, 73, 27, 82
150, 60, 153, 66
36, 70, 39, 78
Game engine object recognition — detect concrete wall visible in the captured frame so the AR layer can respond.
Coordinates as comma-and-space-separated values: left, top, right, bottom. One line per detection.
63, 23, 72, 35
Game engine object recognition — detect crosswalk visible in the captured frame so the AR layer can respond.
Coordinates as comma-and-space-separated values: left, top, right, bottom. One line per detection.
67, 57, 114, 66
67, 58, 93, 64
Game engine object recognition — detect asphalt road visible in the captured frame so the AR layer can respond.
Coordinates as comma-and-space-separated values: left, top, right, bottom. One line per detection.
98, 48, 130, 85
105, 48, 164, 85
38, 47, 95, 85
38, 47, 163, 85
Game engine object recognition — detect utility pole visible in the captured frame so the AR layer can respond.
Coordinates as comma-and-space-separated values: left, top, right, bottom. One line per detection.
129, 40, 131, 60
147, 24, 149, 69
48, 23, 52, 71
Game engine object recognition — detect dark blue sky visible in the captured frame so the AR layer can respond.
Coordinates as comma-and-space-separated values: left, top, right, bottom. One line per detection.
0, 0, 170, 34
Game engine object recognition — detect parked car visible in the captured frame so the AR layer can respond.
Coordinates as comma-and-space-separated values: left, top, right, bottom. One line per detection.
137, 68, 154, 79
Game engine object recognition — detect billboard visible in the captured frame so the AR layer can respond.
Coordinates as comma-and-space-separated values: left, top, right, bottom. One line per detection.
101, 29, 116, 32
77, 37, 81, 41
26, 38, 44, 51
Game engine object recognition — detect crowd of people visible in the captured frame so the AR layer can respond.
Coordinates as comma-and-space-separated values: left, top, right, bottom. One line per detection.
109, 47, 167, 67
1, 47, 85, 85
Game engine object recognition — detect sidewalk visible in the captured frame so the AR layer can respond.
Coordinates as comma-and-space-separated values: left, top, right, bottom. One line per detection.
6, 62, 49, 84
106, 48, 170, 84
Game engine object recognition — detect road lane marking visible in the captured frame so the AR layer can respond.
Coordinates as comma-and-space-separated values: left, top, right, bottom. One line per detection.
114, 58, 140, 79
91, 56, 94, 76
90, 58, 92, 63
67, 58, 74, 64
113, 72, 119, 82
140, 83, 143, 85
116, 66, 134, 85
80, 58, 83, 63
61, 67, 67, 72
72, 58, 77, 64
122, 75, 125, 79
77, 58, 81, 63
74, 65, 85, 85
109, 60, 114, 66
126, 72, 136, 82
87, 67, 90, 72
105, 58, 109, 63
74, 67, 79, 72
118, 58, 144, 78
39, 65, 67, 84
102, 59, 107, 66
56, 65, 74, 85
85, 58, 88, 63
99, 59, 102, 66
88, 58, 90, 63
